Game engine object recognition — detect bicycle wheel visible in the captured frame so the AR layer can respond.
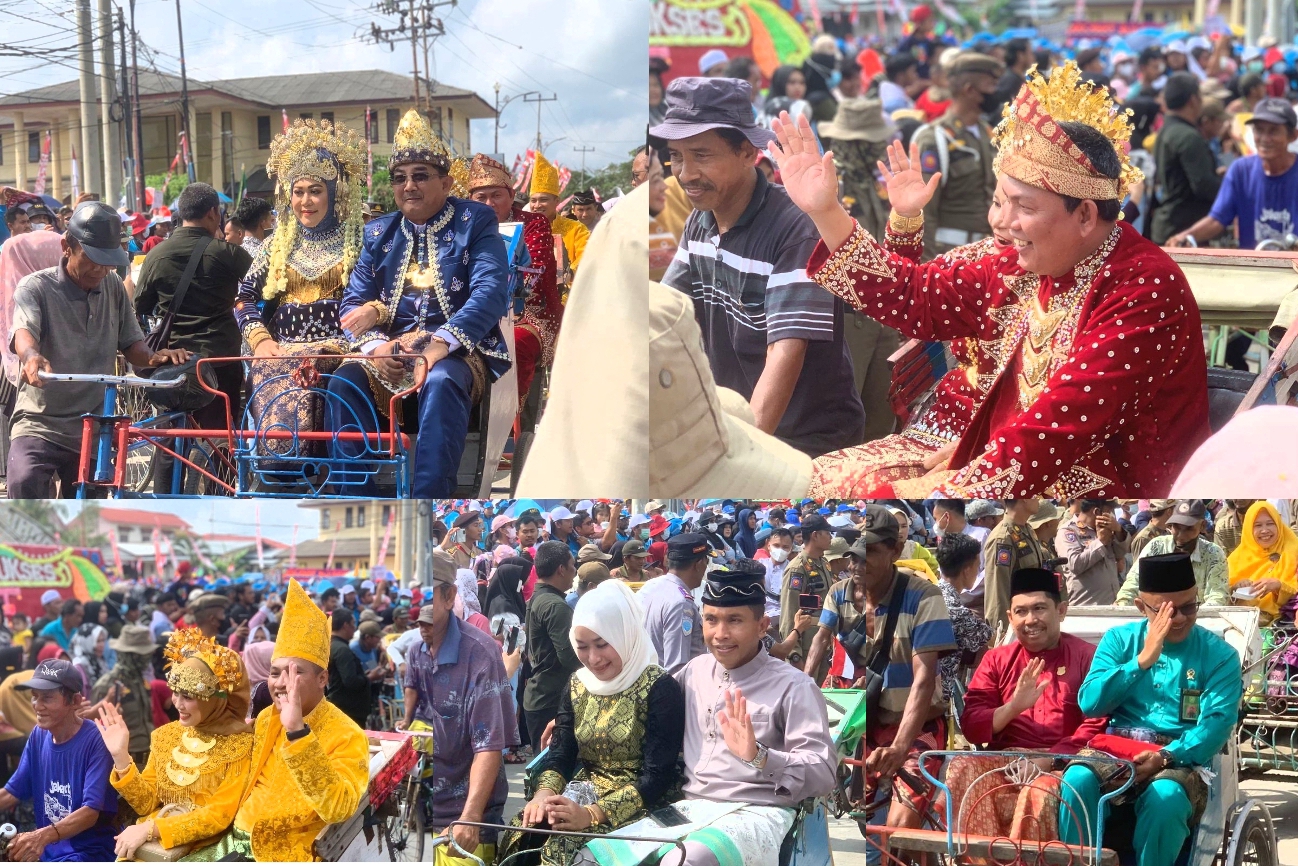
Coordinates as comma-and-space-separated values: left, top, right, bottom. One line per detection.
383, 776, 425, 862
182, 440, 237, 496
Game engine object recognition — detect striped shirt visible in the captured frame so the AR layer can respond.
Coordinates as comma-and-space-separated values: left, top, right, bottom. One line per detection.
820, 570, 957, 727
661, 169, 864, 455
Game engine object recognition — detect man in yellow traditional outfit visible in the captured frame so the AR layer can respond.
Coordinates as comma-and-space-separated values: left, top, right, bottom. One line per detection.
196, 579, 369, 861
528, 152, 590, 282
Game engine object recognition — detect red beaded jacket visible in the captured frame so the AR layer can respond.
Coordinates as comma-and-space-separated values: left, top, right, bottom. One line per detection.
808, 219, 1211, 498
513, 205, 562, 365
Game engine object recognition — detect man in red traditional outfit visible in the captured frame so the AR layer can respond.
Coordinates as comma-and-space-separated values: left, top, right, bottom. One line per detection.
948, 567, 1109, 845
467, 154, 561, 402
770, 62, 1211, 498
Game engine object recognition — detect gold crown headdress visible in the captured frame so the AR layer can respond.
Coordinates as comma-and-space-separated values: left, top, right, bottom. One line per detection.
992, 61, 1143, 202
261, 118, 367, 300
390, 109, 470, 196
530, 151, 560, 198
164, 627, 243, 699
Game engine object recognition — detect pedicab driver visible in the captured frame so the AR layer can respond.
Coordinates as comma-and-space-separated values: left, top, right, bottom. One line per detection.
1062, 553, 1242, 866
667, 564, 837, 866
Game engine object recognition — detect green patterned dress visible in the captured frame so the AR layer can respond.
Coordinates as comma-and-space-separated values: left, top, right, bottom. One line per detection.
499, 665, 685, 866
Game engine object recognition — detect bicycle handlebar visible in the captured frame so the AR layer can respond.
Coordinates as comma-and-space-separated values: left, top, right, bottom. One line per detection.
37, 371, 185, 388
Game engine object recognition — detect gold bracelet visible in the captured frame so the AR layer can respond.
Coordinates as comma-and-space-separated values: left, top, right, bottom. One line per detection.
888, 210, 924, 234
585, 805, 602, 827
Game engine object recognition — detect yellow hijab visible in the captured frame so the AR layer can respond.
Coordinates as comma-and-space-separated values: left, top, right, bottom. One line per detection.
1227, 501, 1298, 619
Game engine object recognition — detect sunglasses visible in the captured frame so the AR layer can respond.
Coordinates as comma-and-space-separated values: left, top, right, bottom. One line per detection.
390, 170, 439, 186
1134, 599, 1200, 618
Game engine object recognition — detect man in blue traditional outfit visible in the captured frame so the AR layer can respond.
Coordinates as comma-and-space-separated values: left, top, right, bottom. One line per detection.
1060, 552, 1241, 866
330, 109, 510, 497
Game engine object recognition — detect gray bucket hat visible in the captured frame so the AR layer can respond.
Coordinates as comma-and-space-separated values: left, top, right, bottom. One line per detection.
648, 77, 777, 148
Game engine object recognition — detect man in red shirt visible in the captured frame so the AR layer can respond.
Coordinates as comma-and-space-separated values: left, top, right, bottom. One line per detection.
949, 567, 1108, 843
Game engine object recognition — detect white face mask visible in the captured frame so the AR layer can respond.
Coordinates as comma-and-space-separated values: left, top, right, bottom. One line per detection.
769, 547, 790, 563
706, 522, 718, 533
505, 527, 518, 542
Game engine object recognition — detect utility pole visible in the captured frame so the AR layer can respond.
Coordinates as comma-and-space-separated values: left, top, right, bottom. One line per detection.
523, 93, 557, 153
129, 0, 146, 211
493, 84, 536, 157
98, 0, 121, 207
76, 0, 102, 197
367, 1, 455, 123
117, 9, 134, 211
573, 145, 595, 191
174, 0, 194, 182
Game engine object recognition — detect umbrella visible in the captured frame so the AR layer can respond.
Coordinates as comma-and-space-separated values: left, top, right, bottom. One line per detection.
217, 191, 233, 203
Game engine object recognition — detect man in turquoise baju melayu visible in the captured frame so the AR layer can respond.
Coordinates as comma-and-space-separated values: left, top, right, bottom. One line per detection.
1059, 552, 1241, 866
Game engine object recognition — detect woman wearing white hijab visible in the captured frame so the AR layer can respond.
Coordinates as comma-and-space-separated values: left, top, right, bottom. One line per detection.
500, 580, 686, 866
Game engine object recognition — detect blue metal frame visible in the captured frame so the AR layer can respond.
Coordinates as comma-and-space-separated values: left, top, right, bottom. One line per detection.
917, 749, 1136, 865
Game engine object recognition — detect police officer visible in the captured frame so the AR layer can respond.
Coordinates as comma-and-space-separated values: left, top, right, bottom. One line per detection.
1056, 499, 1129, 607
780, 514, 834, 681
637, 532, 709, 674
981, 499, 1046, 636
912, 52, 1004, 259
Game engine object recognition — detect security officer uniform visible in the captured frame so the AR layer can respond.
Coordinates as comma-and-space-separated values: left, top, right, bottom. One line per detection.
637, 532, 707, 674
779, 514, 834, 682
1056, 508, 1130, 607
913, 54, 1003, 259
982, 510, 1047, 636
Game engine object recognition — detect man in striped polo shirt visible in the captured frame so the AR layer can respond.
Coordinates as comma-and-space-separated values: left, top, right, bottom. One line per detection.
653, 76, 865, 456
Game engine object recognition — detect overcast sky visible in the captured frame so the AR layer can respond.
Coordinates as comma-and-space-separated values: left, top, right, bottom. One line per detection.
62, 501, 320, 544
0, 0, 647, 170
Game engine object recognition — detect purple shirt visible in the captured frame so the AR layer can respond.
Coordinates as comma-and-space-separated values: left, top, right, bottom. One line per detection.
407, 616, 519, 837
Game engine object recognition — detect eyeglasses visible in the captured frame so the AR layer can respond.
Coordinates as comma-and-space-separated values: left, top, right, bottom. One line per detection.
390, 170, 437, 187
631, 169, 649, 184
1134, 599, 1201, 618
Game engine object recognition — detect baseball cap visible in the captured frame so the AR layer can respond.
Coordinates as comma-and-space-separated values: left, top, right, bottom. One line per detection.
359, 609, 382, 623
859, 504, 901, 544
40, 590, 61, 606
415, 606, 438, 624
358, 621, 383, 638
1166, 499, 1207, 527
18, 659, 82, 692
622, 539, 648, 558
66, 201, 131, 267
800, 514, 832, 535
698, 48, 729, 75
626, 513, 650, 531
966, 499, 1005, 521
549, 506, 575, 522
339, 583, 356, 596
577, 544, 612, 564
1247, 97, 1297, 129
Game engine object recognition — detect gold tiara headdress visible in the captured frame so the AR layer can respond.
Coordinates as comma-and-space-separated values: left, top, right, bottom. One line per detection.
992, 61, 1143, 202
163, 627, 242, 698
266, 118, 366, 197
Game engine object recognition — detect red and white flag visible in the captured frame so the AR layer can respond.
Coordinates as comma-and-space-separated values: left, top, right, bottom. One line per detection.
70, 146, 80, 200
282, 109, 290, 133
288, 525, 298, 569
152, 526, 164, 575
377, 511, 395, 566
557, 167, 572, 194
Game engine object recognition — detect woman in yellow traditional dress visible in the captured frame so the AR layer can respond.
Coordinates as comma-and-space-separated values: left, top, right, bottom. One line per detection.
95, 627, 254, 861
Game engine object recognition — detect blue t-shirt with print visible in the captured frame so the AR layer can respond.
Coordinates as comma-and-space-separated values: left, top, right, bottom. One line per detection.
5, 719, 117, 861
1208, 154, 1298, 249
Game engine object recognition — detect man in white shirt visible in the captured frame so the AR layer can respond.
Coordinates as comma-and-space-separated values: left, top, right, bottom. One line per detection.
762, 527, 795, 620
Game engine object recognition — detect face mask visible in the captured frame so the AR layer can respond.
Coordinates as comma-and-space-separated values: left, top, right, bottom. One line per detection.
639, 529, 650, 540
1116, 61, 1136, 78
769, 547, 790, 563
706, 522, 718, 533
827, 70, 842, 88
980, 90, 1000, 115
505, 527, 517, 542
1248, 60, 1265, 73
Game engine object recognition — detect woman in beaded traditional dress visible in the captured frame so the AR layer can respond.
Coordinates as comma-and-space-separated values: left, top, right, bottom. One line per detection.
97, 627, 254, 861
499, 580, 685, 866
234, 118, 365, 454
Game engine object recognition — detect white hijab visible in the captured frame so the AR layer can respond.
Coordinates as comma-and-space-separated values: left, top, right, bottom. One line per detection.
570, 578, 659, 696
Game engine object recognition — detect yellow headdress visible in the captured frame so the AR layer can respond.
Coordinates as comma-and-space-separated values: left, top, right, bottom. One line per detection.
261, 118, 367, 300
163, 627, 243, 698
272, 579, 330, 670
530, 151, 560, 198
992, 61, 1143, 202
390, 108, 470, 196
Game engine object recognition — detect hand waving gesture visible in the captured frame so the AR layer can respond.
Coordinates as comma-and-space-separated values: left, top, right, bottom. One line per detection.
276, 661, 305, 732
94, 700, 132, 770
717, 688, 758, 763
1008, 657, 1051, 714
769, 112, 842, 218
876, 140, 941, 218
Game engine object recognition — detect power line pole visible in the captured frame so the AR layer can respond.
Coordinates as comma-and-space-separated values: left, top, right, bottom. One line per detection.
76, 0, 102, 197
128, 0, 146, 211
367, 0, 454, 122
573, 145, 595, 190
174, 0, 194, 182
493, 84, 536, 157
523, 93, 557, 153
98, 0, 121, 207
116, 8, 134, 210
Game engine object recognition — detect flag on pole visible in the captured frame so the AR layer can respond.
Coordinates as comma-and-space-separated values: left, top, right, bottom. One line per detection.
33, 132, 51, 196
289, 525, 298, 569
237, 164, 247, 204
326, 524, 340, 570
70, 146, 80, 200
282, 109, 290, 134
181, 130, 194, 183
377, 510, 395, 566
557, 167, 572, 194
365, 106, 374, 191
152, 526, 164, 575
108, 528, 124, 577
255, 504, 265, 571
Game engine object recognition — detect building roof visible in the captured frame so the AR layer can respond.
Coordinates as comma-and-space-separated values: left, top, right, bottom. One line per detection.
291, 537, 373, 558
98, 508, 192, 530
0, 69, 494, 117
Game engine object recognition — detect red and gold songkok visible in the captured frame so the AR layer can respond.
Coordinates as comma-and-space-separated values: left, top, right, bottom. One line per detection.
992, 62, 1143, 202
